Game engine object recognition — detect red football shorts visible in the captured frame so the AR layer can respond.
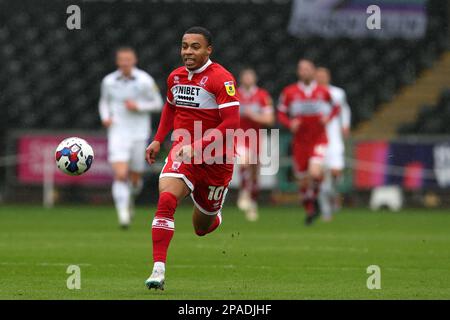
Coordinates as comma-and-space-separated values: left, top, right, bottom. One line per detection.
292, 141, 328, 178
160, 155, 234, 215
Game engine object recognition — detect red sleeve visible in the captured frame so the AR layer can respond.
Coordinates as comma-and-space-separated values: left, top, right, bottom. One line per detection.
194, 105, 240, 149
277, 110, 292, 129
191, 69, 240, 155
153, 75, 176, 143
213, 71, 240, 109
324, 90, 340, 123
277, 88, 292, 129
260, 89, 273, 113
153, 101, 175, 143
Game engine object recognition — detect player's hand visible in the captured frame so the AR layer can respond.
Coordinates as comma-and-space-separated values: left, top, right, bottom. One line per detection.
125, 100, 139, 111
244, 108, 256, 120
290, 119, 301, 133
102, 119, 113, 128
146, 141, 160, 165
176, 144, 196, 162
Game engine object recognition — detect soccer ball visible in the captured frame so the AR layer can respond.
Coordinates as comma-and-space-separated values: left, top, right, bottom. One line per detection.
55, 137, 94, 176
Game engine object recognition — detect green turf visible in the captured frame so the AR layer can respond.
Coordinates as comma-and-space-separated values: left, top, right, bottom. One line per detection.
0, 204, 449, 299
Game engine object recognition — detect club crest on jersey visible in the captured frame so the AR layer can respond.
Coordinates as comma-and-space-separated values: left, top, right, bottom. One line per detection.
224, 81, 236, 96
171, 161, 181, 171
199, 76, 208, 87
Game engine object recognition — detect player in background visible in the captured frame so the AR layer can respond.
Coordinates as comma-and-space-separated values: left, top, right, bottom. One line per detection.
236, 68, 274, 221
99, 47, 163, 229
316, 67, 351, 221
144, 27, 240, 290
277, 59, 339, 225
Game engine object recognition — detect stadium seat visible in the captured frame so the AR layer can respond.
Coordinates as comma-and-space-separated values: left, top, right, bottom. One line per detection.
0, 1, 447, 132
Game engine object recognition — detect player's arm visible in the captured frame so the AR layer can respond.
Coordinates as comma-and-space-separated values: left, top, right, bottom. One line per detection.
245, 92, 275, 126
339, 91, 351, 138
145, 101, 175, 164
98, 79, 112, 127
127, 77, 164, 112
197, 105, 240, 149
146, 75, 176, 164
177, 74, 240, 160
322, 90, 340, 125
176, 105, 239, 161
277, 90, 299, 133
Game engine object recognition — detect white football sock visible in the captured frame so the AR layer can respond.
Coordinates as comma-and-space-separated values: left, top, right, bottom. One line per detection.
153, 261, 165, 272
130, 178, 143, 197
319, 172, 333, 219
112, 180, 131, 225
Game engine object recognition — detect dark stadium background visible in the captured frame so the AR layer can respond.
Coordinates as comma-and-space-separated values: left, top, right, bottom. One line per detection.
0, 0, 448, 207
0, 0, 450, 301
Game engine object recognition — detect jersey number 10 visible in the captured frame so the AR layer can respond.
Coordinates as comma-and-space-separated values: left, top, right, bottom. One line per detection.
208, 186, 225, 201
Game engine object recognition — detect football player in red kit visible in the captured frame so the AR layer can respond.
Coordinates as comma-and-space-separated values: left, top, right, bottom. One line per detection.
236, 68, 274, 221
277, 59, 339, 225
144, 27, 240, 290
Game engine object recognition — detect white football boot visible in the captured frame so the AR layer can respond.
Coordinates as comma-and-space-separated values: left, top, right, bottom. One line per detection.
237, 190, 251, 211
145, 268, 165, 290
245, 201, 259, 222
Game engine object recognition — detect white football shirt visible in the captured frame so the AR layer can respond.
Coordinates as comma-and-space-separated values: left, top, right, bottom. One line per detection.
99, 67, 163, 140
326, 85, 351, 152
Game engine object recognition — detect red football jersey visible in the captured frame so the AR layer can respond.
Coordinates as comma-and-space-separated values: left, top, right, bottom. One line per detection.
166, 59, 240, 148
238, 86, 273, 131
278, 81, 338, 144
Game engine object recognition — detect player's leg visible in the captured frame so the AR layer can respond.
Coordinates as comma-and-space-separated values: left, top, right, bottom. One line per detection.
308, 159, 325, 214
190, 165, 232, 235
111, 161, 132, 228
319, 168, 334, 222
303, 144, 327, 225
108, 133, 133, 228
146, 176, 190, 290
237, 146, 252, 211
245, 163, 259, 221
192, 206, 222, 236
330, 167, 343, 212
128, 171, 143, 220
293, 145, 315, 222
319, 146, 345, 220
128, 140, 147, 220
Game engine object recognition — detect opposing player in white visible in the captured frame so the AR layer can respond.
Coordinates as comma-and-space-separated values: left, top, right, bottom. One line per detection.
316, 67, 351, 221
99, 47, 163, 229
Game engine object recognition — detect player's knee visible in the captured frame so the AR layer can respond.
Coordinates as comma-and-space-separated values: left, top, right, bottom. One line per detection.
194, 228, 208, 237
331, 170, 341, 179
155, 192, 178, 218
309, 166, 323, 180
114, 172, 128, 182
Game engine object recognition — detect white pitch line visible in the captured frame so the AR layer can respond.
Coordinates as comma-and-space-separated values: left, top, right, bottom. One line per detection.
0, 262, 91, 267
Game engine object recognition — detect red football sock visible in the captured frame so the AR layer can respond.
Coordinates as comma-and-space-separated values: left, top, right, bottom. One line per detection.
311, 177, 323, 200
152, 192, 178, 263
195, 213, 222, 236
300, 186, 315, 217
240, 167, 251, 192
250, 173, 259, 201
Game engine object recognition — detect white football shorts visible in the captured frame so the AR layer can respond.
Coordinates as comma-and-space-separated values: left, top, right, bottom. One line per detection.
108, 134, 148, 172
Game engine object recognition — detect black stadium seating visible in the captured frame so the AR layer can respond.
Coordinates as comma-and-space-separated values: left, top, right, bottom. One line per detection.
0, 0, 448, 135
398, 88, 450, 134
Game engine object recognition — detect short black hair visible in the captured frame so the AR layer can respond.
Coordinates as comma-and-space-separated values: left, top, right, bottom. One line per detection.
116, 46, 136, 55
184, 26, 213, 46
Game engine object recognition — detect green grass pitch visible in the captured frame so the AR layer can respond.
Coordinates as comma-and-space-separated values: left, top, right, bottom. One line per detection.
0, 204, 449, 299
